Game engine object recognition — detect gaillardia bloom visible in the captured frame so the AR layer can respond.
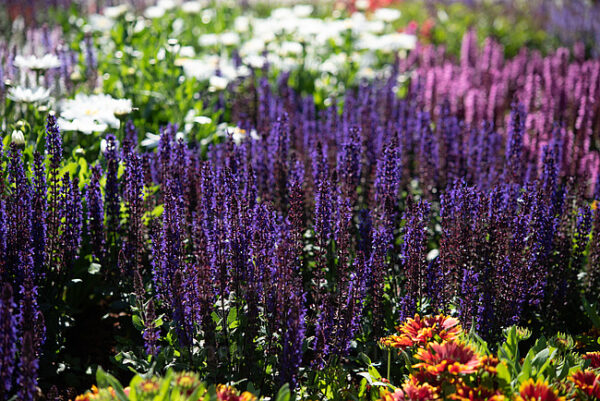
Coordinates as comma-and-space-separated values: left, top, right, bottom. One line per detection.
400, 375, 440, 400
378, 388, 405, 401
380, 314, 462, 350
74, 385, 118, 401
516, 379, 565, 401
582, 351, 600, 369
449, 380, 506, 401
216, 384, 257, 401
138, 379, 160, 395
174, 372, 202, 397
378, 376, 439, 401
413, 342, 483, 378
568, 370, 600, 399
479, 355, 500, 375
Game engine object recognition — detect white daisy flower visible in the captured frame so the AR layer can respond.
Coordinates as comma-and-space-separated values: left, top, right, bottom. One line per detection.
8, 86, 51, 103
181, 1, 202, 13
141, 132, 161, 148
209, 75, 229, 91
58, 117, 108, 135
14, 54, 61, 71
103, 4, 129, 19
144, 6, 166, 19
88, 14, 115, 32
373, 8, 401, 22
59, 93, 132, 130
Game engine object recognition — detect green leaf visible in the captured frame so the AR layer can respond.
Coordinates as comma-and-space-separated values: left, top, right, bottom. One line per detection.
154, 369, 173, 401
531, 348, 550, 370
132, 315, 144, 331
556, 358, 570, 380
128, 375, 143, 401
227, 306, 238, 329
150, 204, 164, 218
582, 297, 600, 328
358, 352, 371, 366
96, 367, 129, 401
368, 364, 382, 380
496, 362, 512, 386
274, 383, 290, 401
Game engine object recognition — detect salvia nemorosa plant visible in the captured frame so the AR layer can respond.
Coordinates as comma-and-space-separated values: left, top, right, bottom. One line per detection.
122, 59, 598, 389
0, 33, 600, 397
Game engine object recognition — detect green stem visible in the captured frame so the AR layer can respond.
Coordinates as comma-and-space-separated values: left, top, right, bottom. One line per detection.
387, 349, 391, 381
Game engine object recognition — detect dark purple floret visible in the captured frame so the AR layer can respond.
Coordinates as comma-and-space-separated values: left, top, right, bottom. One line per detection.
504, 103, 526, 184
104, 134, 121, 237
143, 299, 160, 356
31, 153, 47, 274
121, 149, 145, 275
61, 174, 83, 266
399, 198, 431, 320
86, 165, 106, 262
45, 114, 63, 270
0, 283, 18, 395
45, 114, 62, 170
6, 145, 33, 280
16, 331, 38, 401
279, 291, 306, 390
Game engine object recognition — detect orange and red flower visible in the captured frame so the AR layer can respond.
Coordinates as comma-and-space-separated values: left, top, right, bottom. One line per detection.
379, 388, 406, 401
138, 379, 160, 394
217, 384, 257, 401
380, 314, 462, 351
515, 379, 565, 401
413, 341, 483, 378
74, 385, 117, 401
568, 369, 600, 399
400, 375, 440, 400
479, 355, 500, 375
448, 380, 506, 401
582, 351, 600, 369
378, 376, 439, 401
380, 334, 415, 350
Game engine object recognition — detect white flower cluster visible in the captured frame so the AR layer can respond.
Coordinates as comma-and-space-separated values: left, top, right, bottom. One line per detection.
174, 3, 415, 89
58, 94, 132, 134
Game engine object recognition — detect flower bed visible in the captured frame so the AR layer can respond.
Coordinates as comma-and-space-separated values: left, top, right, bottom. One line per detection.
0, 1, 599, 400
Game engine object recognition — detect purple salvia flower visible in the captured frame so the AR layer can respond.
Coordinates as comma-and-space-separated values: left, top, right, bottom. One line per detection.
16, 331, 38, 401
267, 117, 290, 210
399, 198, 431, 320
458, 266, 479, 326
504, 103, 527, 184
586, 207, 600, 300
121, 149, 145, 275
84, 33, 97, 87
6, 145, 33, 280
31, 152, 47, 273
104, 134, 121, 247
0, 283, 18, 395
86, 165, 105, 263
373, 138, 400, 225
143, 299, 159, 356
311, 141, 333, 309
279, 292, 306, 390
368, 223, 393, 335
123, 119, 138, 151
17, 252, 43, 401
45, 114, 62, 270
337, 126, 361, 207
60, 174, 83, 266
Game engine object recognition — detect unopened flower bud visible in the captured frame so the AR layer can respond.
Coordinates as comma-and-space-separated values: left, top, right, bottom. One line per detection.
11, 130, 25, 146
